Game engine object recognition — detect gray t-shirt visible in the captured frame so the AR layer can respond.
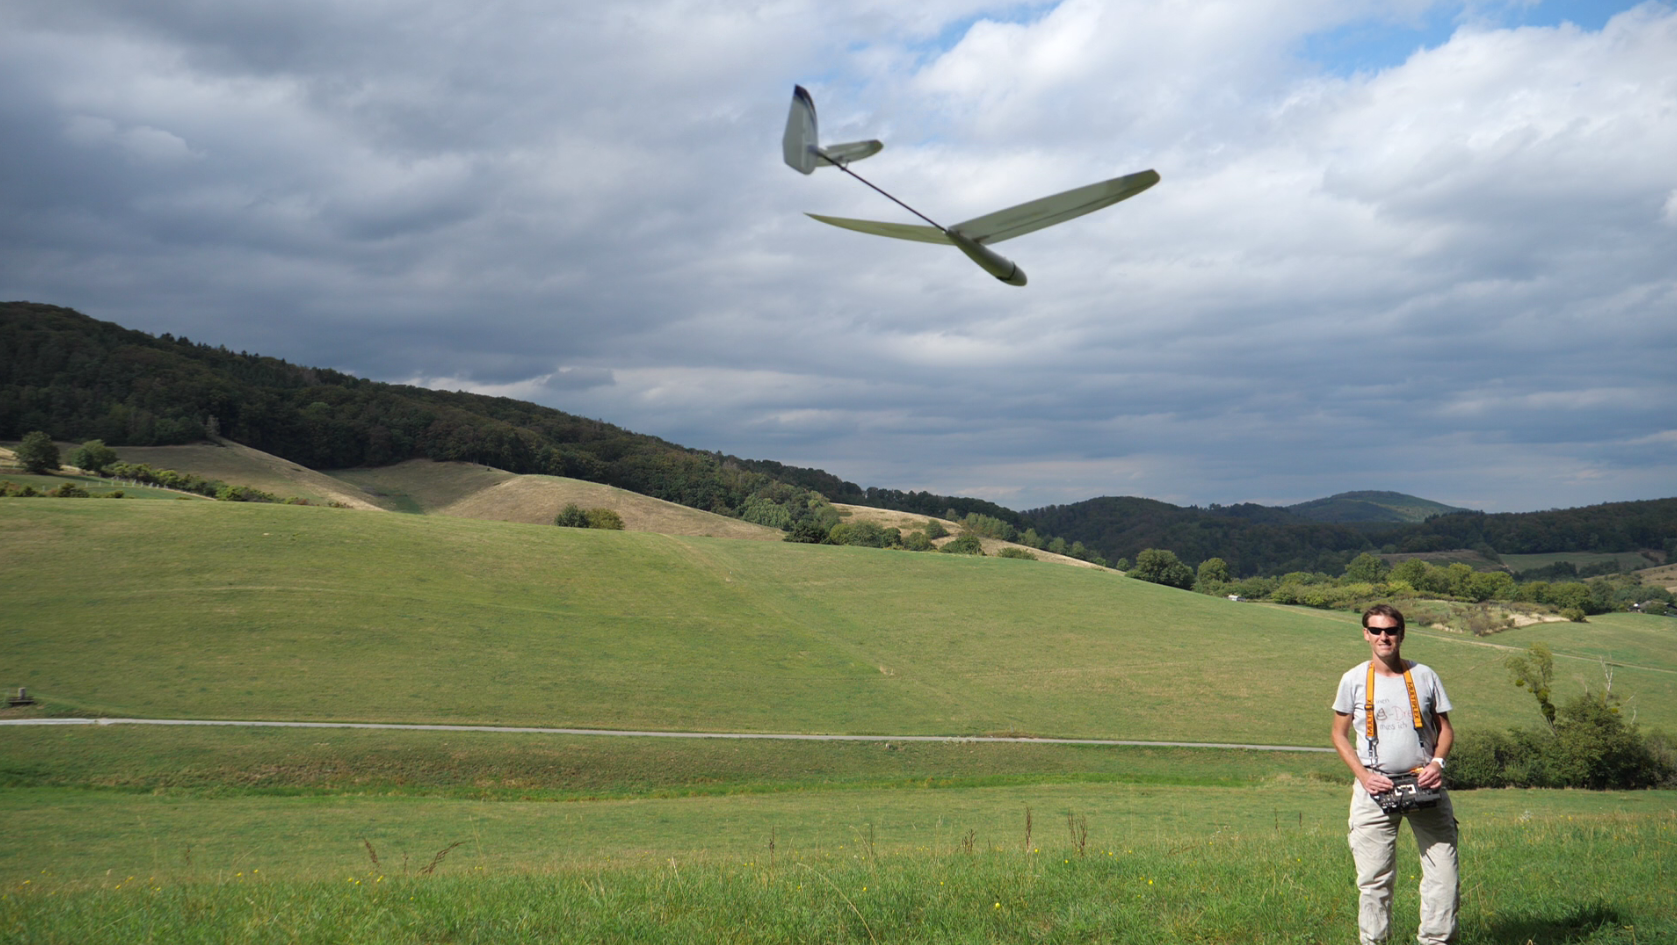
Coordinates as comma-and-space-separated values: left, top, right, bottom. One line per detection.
1333, 660, 1452, 774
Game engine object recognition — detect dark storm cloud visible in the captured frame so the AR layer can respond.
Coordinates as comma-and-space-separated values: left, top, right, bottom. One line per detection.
1, 0, 1671, 511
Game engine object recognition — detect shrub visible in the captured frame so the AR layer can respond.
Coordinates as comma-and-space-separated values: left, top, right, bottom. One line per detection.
923, 519, 949, 540
1343, 552, 1388, 584
68, 440, 118, 474
1196, 557, 1230, 585
958, 513, 1008, 540
1561, 606, 1588, 623
15, 431, 60, 473
939, 535, 984, 555
46, 483, 89, 498
1128, 549, 1195, 589
216, 484, 277, 502
585, 508, 625, 530
783, 518, 830, 544
739, 495, 793, 530
555, 504, 590, 528
902, 531, 934, 552
996, 547, 1036, 560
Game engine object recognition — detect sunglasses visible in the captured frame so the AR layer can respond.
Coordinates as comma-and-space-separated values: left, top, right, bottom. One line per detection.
1364, 626, 1403, 637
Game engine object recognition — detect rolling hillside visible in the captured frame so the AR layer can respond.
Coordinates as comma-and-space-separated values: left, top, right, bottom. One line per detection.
1287, 490, 1468, 524
4, 500, 1672, 744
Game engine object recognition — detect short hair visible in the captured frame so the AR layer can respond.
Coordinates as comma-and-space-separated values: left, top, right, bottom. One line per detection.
1362, 603, 1405, 634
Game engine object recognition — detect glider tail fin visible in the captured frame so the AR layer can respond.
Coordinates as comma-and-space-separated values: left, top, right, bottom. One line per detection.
783, 85, 821, 174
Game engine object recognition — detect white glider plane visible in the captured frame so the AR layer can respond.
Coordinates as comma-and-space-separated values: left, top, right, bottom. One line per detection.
783, 85, 1159, 287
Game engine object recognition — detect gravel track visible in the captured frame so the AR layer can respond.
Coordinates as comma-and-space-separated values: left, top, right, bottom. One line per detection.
0, 716, 1332, 752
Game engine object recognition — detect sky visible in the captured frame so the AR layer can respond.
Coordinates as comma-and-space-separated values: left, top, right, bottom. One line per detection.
2, 0, 1673, 513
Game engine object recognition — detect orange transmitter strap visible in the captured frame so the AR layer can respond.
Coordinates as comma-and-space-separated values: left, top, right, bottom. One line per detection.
1365, 661, 1425, 740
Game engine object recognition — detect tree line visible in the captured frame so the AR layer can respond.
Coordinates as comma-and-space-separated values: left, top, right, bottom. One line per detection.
1124, 548, 1673, 620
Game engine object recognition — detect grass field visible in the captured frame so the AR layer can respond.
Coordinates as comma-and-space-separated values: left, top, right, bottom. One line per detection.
5, 500, 1675, 742
5, 496, 1675, 941
1, 784, 1670, 943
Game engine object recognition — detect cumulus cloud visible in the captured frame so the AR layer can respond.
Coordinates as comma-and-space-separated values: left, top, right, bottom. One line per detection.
1, 0, 1672, 511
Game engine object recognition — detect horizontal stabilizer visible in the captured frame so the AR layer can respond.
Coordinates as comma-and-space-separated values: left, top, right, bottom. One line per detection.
953, 169, 1160, 244
806, 213, 951, 244
818, 140, 883, 166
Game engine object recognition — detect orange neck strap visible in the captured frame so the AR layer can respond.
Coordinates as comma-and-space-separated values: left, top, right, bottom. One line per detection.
1365, 660, 1424, 741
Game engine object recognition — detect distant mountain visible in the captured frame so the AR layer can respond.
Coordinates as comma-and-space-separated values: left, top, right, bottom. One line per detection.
1287, 491, 1469, 524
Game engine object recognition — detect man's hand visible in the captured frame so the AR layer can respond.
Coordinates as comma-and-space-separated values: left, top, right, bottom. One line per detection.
1416, 761, 1444, 789
1360, 770, 1395, 795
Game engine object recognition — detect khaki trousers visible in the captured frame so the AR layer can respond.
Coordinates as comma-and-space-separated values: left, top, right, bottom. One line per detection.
1347, 783, 1458, 945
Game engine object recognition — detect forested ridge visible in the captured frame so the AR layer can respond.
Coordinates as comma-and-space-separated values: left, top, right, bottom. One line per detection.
5, 301, 1671, 574
0, 302, 861, 522
1027, 495, 1677, 577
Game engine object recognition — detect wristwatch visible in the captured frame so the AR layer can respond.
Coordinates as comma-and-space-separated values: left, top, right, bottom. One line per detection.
1430, 757, 1447, 770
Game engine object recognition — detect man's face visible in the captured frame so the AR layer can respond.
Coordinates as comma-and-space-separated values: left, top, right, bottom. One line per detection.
1363, 617, 1403, 659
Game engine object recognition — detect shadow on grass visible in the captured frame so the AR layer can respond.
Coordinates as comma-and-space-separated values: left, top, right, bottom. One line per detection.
1474, 901, 1626, 944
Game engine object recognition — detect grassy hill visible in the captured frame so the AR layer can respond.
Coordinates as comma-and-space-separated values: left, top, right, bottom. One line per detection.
4, 500, 1672, 744
326, 459, 784, 539
1286, 490, 1468, 524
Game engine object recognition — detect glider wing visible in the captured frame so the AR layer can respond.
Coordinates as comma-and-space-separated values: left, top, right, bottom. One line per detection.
805, 213, 951, 244
952, 169, 1160, 244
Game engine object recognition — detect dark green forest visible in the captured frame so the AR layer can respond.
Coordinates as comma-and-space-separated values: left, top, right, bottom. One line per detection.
5, 301, 1671, 575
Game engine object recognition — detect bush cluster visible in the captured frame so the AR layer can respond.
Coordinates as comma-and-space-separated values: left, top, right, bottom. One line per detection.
1, 480, 125, 499
553, 504, 625, 530
1452, 694, 1675, 790
1151, 545, 1674, 620
1451, 644, 1676, 790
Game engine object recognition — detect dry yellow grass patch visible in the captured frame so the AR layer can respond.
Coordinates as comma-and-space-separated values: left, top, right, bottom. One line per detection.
831, 504, 948, 533
1634, 564, 1677, 593
107, 440, 384, 509
434, 472, 783, 539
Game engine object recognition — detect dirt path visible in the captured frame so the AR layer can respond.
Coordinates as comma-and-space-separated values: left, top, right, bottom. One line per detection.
0, 717, 1332, 752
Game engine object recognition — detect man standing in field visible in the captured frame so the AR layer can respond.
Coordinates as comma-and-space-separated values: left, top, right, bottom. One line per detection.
1331, 604, 1457, 945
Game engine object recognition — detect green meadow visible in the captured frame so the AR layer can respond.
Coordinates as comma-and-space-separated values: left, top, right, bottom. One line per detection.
1, 784, 1671, 943
4, 498, 1675, 942
4, 501, 1673, 740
